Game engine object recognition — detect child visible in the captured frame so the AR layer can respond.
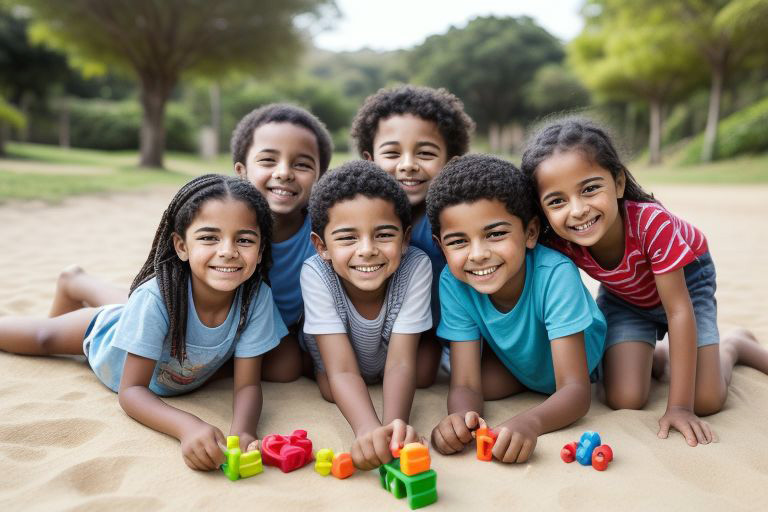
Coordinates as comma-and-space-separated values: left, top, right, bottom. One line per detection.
425, 155, 606, 464
351, 85, 475, 379
0, 174, 287, 470
520, 118, 768, 446
232, 103, 333, 379
301, 160, 434, 470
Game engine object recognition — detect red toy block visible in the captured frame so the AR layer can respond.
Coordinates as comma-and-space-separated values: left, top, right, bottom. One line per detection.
331, 452, 356, 479
476, 427, 497, 461
261, 429, 313, 473
400, 442, 430, 476
591, 444, 613, 471
560, 442, 578, 463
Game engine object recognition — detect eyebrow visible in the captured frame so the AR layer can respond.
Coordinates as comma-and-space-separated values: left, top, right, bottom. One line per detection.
377, 140, 442, 151
255, 148, 317, 164
484, 221, 512, 230
541, 176, 605, 203
331, 224, 401, 235
193, 227, 259, 236
441, 231, 466, 241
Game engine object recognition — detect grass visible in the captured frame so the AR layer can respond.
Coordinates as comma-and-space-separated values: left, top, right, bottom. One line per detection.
0, 142, 766, 203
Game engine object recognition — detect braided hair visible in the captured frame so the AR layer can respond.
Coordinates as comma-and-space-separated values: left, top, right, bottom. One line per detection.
130, 174, 273, 363
520, 118, 655, 241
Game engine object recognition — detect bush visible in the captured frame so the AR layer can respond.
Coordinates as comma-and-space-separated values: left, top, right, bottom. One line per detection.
68, 100, 195, 152
683, 96, 768, 163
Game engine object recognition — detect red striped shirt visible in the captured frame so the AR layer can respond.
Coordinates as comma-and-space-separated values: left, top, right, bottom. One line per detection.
549, 200, 708, 308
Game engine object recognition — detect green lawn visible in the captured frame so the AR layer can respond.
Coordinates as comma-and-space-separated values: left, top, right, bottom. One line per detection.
0, 142, 765, 203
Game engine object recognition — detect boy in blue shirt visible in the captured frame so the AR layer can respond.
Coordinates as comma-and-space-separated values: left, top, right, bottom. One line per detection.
425, 155, 606, 464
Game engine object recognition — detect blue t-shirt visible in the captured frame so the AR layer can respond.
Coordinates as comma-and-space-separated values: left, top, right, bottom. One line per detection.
437, 245, 606, 394
411, 215, 446, 324
269, 214, 317, 327
84, 278, 287, 396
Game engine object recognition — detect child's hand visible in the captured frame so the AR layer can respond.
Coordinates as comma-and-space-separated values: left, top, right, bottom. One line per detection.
237, 432, 259, 453
351, 419, 419, 471
180, 420, 226, 471
492, 418, 538, 463
658, 406, 714, 446
431, 411, 486, 455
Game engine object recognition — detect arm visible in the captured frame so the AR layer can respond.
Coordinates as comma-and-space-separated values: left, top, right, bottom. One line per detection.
118, 353, 225, 470
431, 340, 486, 455
492, 332, 591, 463
230, 355, 264, 452
381, 332, 420, 425
655, 269, 712, 446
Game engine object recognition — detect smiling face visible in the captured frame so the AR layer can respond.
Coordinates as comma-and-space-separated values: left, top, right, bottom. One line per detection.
438, 199, 538, 311
234, 122, 320, 220
311, 195, 409, 297
173, 197, 262, 301
535, 150, 625, 255
366, 114, 448, 209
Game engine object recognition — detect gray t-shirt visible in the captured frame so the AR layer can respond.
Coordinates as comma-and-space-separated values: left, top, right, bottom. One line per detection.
301, 246, 432, 382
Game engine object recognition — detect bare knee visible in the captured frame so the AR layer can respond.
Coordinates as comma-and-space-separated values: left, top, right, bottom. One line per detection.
605, 385, 649, 410
33, 327, 58, 355
57, 265, 85, 292
694, 392, 725, 416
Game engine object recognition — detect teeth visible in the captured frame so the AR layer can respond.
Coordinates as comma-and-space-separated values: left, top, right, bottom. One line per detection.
468, 266, 498, 276
354, 264, 383, 273
213, 267, 240, 273
572, 217, 598, 231
270, 188, 295, 196
400, 180, 422, 186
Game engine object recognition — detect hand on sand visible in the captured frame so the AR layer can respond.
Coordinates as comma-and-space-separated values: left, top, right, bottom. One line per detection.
492, 417, 538, 463
431, 411, 486, 455
351, 419, 420, 470
180, 420, 226, 471
658, 406, 714, 446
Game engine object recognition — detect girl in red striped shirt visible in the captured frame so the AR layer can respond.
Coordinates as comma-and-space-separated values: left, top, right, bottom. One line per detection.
521, 118, 768, 447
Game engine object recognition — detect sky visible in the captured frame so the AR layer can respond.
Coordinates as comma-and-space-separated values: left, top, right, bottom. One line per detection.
313, 0, 584, 52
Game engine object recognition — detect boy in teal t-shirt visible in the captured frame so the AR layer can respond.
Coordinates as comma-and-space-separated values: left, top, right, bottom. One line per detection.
425, 155, 606, 464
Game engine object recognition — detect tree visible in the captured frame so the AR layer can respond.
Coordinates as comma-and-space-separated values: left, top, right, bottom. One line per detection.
569, 1, 704, 164
408, 16, 564, 150
21, 0, 336, 168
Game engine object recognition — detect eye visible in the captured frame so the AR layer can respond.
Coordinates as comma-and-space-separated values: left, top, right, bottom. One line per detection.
418, 150, 438, 158
546, 197, 565, 208
381, 151, 400, 159
487, 230, 508, 239
257, 157, 276, 165
445, 238, 467, 247
197, 235, 218, 242
237, 237, 257, 245
294, 161, 315, 171
583, 184, 601, 194
334, 235, 356, 243
376, 232, 396, 240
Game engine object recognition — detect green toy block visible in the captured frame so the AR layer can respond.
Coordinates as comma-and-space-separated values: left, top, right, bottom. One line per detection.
379, 458, 437, 509
220, 435, 262, 481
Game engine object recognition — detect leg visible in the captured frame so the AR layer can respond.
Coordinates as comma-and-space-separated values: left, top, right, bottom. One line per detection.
480, 345, 526, 400
602, 341, 655, 410
0, 308, 98, 356
414, 330, 442, 389
261, 332, 302, 383
49, 266, 128, 317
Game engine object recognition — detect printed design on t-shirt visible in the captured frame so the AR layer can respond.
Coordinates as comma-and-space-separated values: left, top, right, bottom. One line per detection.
156, 357, 212, 390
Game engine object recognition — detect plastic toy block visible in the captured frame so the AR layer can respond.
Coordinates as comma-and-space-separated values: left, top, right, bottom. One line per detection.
220, 435, 262, 480
379, 458, 437, 510
591, 444, 613, 471
331, 452, 356, 479
315, 448, 334, 476
400, 443, 430, 476
560, 442, 578, 463
475, 427, 497, 461
575, 431, 601, 466
261, 429, 313, 473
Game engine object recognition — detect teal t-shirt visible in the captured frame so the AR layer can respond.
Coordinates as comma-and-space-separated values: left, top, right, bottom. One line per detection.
269, 214, 317, 327
437, 244, 606, 394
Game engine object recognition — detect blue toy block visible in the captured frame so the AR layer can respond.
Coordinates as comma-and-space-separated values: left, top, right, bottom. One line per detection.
575, 431, 601, 465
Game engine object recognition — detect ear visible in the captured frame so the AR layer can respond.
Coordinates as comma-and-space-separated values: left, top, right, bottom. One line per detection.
172, 232, 189, 261
525, 217, 540, 249
362, 151, 374, 161
234, 162, 247, 179
615, 170, 626, 199
310, 231, 330, 261
401, 225, 412, 255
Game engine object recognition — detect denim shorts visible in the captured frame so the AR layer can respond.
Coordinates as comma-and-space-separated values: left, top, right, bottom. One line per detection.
596, 251, 719, 349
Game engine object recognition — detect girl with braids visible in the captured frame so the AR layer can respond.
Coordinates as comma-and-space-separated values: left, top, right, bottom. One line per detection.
0, 174, 287, 471
520, 118, 768, 447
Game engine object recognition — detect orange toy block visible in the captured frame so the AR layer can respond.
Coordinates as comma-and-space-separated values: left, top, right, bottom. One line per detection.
400, 442, 431, 476
331, 452, 356, 479
476, 427, 497, 461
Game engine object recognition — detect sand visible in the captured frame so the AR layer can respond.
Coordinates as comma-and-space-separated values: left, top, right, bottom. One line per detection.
0, 184, 766, 511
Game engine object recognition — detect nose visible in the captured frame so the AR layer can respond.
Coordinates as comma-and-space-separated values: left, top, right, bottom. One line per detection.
272, 161, 293, 181
218, 240, 239, 259
357, 236, 379, 258
570, 197, 589, 218
468, 240, 490, 262
396, 153, 418, 174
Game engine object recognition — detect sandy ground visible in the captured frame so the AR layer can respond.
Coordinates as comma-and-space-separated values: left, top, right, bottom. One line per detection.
0, 184, 766, 511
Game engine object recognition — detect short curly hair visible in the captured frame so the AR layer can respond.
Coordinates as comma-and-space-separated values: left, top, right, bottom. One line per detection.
230, 103, 333, 175
426, 154, 537, 239
309, 160, 412, 240
350, 85, 475, 159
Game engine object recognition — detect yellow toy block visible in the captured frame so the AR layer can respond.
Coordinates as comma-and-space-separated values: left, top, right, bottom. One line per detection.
315, 448, 334, 476
239, 449, 264, 478
400, 442, 430, 476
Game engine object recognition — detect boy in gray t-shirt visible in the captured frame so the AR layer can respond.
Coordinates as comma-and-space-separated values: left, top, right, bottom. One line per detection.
301, 161, 435, 471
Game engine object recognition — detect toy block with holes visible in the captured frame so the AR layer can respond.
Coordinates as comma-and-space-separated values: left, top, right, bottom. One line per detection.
261, 429, 313, 473
475, 427, 497, 461
220, 435, 263, 481
315, 448, 334, 476
561, 431, 614, 471
379, 442, 437, 509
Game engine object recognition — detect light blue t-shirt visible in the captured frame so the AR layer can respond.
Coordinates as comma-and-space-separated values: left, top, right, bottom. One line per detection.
84, 278, 287, 396
437, 245, 606, 394
269, 214, 317, 327
411, 215, 446, 324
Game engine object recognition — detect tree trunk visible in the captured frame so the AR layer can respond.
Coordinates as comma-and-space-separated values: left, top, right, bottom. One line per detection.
139, 77, 173, 169
209, 83, 221, 156
58, 97, 70, 149
488, 123, 501, 153
701, 64, 724, 163
649, 98, 662, 165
